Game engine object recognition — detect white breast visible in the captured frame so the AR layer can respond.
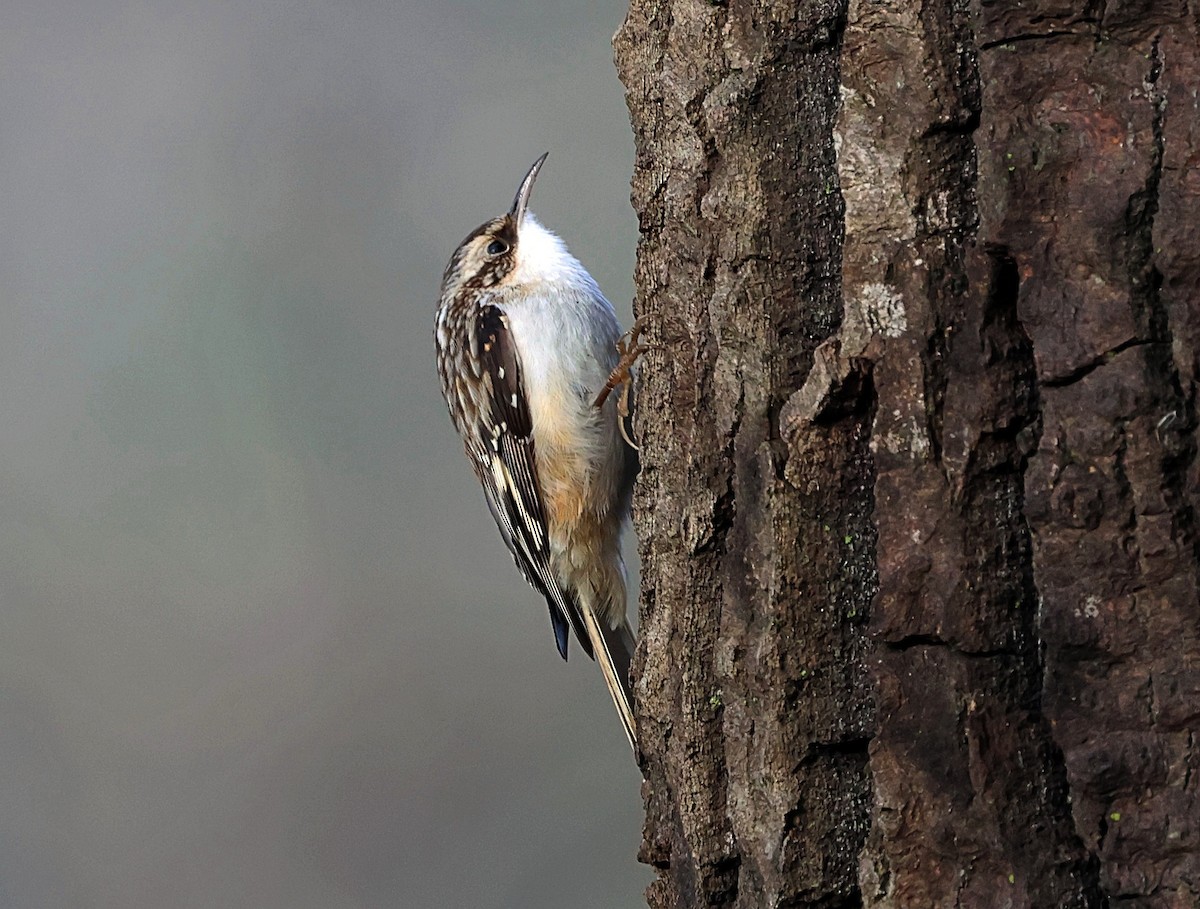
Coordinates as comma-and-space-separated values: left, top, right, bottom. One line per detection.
498, 216, 623, 486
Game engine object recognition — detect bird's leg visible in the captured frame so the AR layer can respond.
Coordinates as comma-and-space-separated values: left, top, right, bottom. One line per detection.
595, 316, 651, 450
594, 317, 649, 410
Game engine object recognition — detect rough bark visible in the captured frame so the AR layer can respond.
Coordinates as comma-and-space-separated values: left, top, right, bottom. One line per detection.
615, 1, 1200, 907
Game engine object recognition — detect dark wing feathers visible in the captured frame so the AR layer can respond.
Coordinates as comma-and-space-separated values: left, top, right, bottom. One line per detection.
471, 305, 591, 660
479, 308, 532, 437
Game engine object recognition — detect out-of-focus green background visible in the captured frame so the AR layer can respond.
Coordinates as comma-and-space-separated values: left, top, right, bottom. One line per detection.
0, 3, 647, 907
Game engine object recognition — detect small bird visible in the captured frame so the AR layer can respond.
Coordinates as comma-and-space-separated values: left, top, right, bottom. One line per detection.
434, 154, 639, 750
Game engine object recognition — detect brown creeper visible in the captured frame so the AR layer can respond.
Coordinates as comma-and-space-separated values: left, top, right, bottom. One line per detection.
434, 154, 638, 750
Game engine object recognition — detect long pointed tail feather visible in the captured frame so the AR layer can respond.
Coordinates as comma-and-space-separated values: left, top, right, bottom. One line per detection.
580, 606, 637, 752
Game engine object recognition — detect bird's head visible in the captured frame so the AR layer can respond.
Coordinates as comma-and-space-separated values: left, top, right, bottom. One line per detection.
440, 154, 586, 300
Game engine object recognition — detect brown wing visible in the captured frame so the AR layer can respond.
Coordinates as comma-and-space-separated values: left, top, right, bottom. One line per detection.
468, 305, 591, 660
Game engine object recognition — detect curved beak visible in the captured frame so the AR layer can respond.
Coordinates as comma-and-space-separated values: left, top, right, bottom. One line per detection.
509, 152, 549, 226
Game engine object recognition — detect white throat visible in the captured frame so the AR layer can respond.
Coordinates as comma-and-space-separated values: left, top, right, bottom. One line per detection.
511, 214, 594, 290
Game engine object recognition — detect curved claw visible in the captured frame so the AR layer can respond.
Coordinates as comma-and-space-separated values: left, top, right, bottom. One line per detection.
616, 379, 639, 451
595, 316, 654, 451
593, 317, 649, 410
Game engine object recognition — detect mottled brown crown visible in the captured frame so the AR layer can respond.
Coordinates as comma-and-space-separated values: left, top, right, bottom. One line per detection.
440, 214, 520, 302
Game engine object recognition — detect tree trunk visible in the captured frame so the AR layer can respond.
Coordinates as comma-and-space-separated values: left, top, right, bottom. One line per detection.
614, 1, 1200, 907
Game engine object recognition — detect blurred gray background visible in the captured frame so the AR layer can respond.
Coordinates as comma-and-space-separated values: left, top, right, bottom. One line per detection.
0, 2, 647, 907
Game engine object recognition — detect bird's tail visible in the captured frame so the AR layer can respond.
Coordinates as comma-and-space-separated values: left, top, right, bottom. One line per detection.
580, 606, 637, 752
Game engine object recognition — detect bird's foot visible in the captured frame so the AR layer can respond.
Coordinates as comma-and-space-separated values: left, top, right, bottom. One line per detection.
594, 316, 651, 450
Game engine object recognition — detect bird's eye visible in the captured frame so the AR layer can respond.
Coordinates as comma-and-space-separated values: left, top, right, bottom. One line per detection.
486, 239, 509, 256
